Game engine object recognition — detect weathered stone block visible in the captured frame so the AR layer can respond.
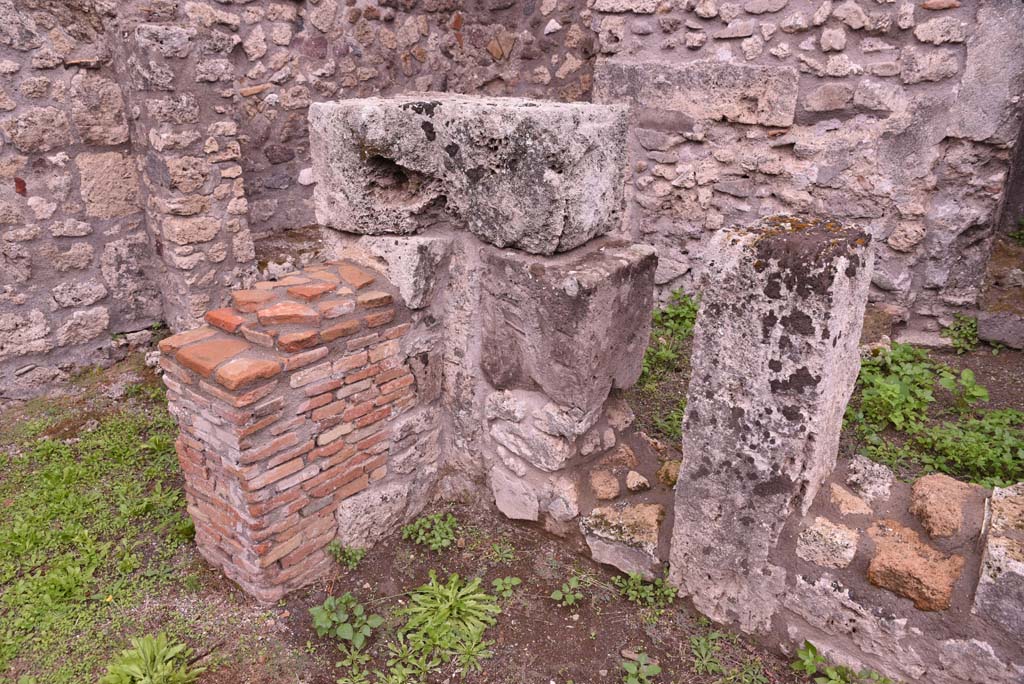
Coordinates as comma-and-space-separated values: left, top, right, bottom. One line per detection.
581, 503, 664, 579
668, 216, 873, 632
309, 94, 627, 254
593, 60, 799, 128
867, 520, 964, 611
973, 483, 1024, 635
480, 239, 656, 414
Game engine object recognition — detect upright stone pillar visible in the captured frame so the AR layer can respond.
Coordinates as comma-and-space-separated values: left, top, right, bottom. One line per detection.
668, 216, 873, 632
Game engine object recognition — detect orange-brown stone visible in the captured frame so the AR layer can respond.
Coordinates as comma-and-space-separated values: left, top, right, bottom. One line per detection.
253, 275, 310, 290
867, 520, 965, 611
318, 298, 355, 319
257, 301, 319, 325
287, 282, 336, 301
321, 319, 361, 342
337, 263, 375, 289
158, 326, 216, 354
205, 307, 247, 333
215, 357, 283, 390
356, 290, 392, 308
175, 337, 250, 378
232, 289, 276, 313
278, 329, 320, 353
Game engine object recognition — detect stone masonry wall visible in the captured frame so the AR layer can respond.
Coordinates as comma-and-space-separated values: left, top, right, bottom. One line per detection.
2, 0, 1024, 398
160, 259, 420, 600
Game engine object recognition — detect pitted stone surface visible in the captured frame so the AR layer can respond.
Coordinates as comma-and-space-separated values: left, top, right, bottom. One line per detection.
668, 216, 873, 632
973, 483, 1024, 636
309, 95, 628, 255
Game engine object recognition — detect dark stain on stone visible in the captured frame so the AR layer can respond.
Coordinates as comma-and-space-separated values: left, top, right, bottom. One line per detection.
781, 405, 801, 421
444, 142, 459, 157
466, 167, 485, 183
401, 100, 441, 116
770, 366, 820, 394
762, 310, 778, 342
768, 359, 782, 372
421, 120, 436, 141
754, 475, 792, 498
781, 310, 814, 336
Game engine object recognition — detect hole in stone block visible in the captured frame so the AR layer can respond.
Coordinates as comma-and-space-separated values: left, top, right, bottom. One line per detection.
363, 155, 430, 209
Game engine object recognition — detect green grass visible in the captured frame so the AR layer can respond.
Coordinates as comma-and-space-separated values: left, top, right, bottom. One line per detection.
846, 342, 1024, 487
639, 290, 699, 390
0, 383, 196, 682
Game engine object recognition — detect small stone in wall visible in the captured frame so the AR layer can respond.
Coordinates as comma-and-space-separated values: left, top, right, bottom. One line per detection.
741, 36, 763, 60
830, 483, 872, 516
803, 83, 853, 111
51, 281, 108, 309
714, 20, 755, 39
833, 0, 867, 30
626, 470, 650, 492
900, 47, 959, 84
581, 503, 664, 578
796, 517, 858, 568
867, 519, 965, 611
885, 221, 925, 252
812, 0, 832, 25
695, 0, 718, 19
909, 473, 973, 539
0, 310, 52, 361
846, 454, 893, 503
55, 306, 109, 347
591, 469, 620, 500
78, 152, 139, 219
490, 465, 539, 521
2, 107, 71, 153
921, 0, 959, 9
820, 27, 846, 52
913, 17, 966, 45
744, 0, 789, 14
779, 11, 809, 33
656, 460, 680, 487
685, 31, 707, 49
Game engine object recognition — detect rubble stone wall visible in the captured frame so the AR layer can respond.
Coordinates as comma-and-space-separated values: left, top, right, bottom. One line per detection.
2, 0, 1024, 397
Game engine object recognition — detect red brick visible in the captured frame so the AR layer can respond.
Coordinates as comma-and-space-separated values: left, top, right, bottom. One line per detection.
357, 290, 392, 308
303, 377, 343, 397
205, 307, 247, 333
270, 416, 305, 436
312, 399, 348, 422
253, 396, 285, 418
246, 457, 305, 491
240, 325, 276, 347
345, 363, 380, 384
256, 532, 304, 568
278, 329, 319, 353
158, 326, 216, 354
369, 340, 399, 363
281, 346, 329, 371
232, 289, 277, 312
297, 392, 334, 414
237, 413, 281, 440
159, 355, 195, 384
239, 432, 302, 465
287, 281, 336, 301
364, 309, 396, 328
304, 267, 341, 283
334, 350, 368, 373
380, 373, 414, 395
346, 332, 379, 350
384, 323, 412, 340
318, 298, 355, 319
248, 488, 303, 518
254, 275, 309, 290
305, 465, 364, 498
321, 319, 361, 342
336, 378, 372, 399
276, 463, 322, 491
374, 366, 407, 385
176, 337, 250, 377
264, 440, 314, 471
215, 357, 282, 390
334, 473, 370, 502
341, 400, 375, 422
337, 263, 375, 289
290, 361, 333, 388
279, 528, 336, 570
199, 379, 277, 410
369, 464, 387, 482
257, 301, 319, 325
355, 405, 391, 429
309, 440, 355, 462
356, 431, 390, 452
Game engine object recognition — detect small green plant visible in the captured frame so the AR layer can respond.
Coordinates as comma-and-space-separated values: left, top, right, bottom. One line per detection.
335, 644, 372, 684
1009, 220, 1024, 246
791, 641, 897, 684
690, 632, 725, 675
611, 571, 677, 610
491, 576, 521, 599
401, 512, 460, 552
309, 593, 384, 650
640, 290, 700, 389
621, 652, 661, 684
720, 659, 769, 684
396, 571, 500, 674
550, 575, 584, 608
487, 540, 516, 564
652, 397, 687, 441
327, 540, 367, 570
941, 313, 979, 355
98, 633, 205, 684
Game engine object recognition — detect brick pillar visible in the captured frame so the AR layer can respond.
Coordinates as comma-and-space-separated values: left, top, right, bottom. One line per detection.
668, 216, 873, 632
159, 261, 415, 601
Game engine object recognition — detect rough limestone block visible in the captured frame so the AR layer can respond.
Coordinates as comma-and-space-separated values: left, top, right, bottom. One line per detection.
309, 95, 628, 255
593, 60, 800, 128
480, 239, 657, 414
581, 503, 664, 579
867, 520, 964, 612
973, 483, 1024, 635
668, 216, 873, 632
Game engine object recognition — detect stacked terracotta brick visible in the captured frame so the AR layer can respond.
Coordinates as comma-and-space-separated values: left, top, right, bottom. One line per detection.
158, 261, 415, 601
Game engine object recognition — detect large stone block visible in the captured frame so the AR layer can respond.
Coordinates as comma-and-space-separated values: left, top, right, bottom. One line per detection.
668, 216, 873, 632
309, 95, 628, 255
480, 239, 656, 414
973, 483, 1024, 636
593, 60, 800, 128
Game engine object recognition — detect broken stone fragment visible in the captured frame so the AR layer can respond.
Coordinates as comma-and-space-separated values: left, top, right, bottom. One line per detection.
845, 454, 893, 504
581, 503, 664, 579
796, 516, 858, 568
656, 460, 680, 487
829, 482, 872, 516
625, 470, 650, 491
309, 95, 627, 255
909, 473, 973, 538
590, 469, 621, 500
867, 520, 964, 611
